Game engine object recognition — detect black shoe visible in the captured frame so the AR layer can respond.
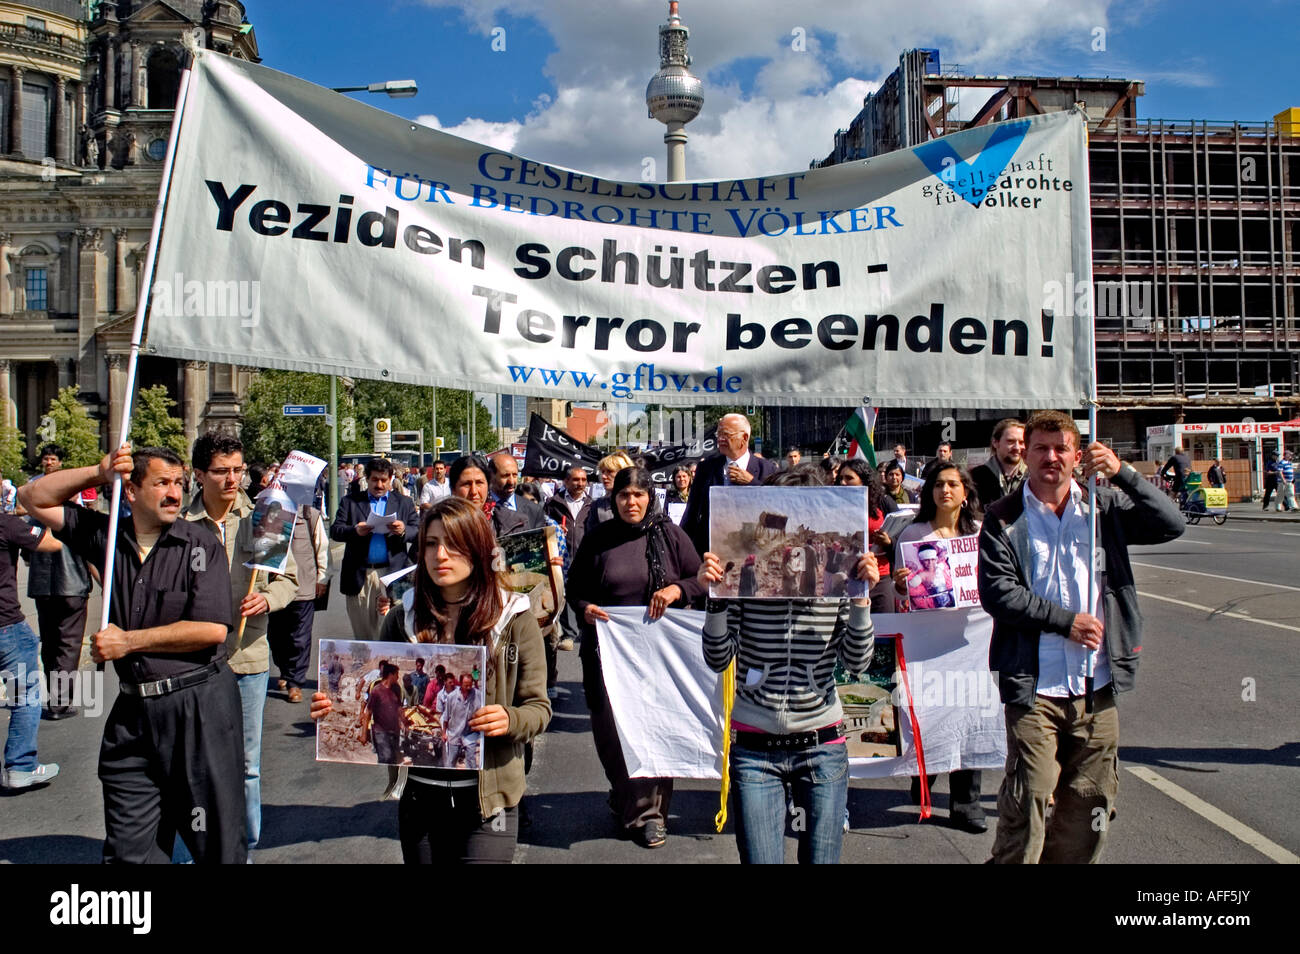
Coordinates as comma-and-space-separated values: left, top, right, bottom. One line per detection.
949, 804, 988, 834
42, 708, 77, 721
637, 820, 667, 849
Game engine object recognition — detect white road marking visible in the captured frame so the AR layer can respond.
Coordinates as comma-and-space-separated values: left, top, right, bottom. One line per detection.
1136, 591, 1300, 634
1132, 561, 1300, 594
1126, 766, 1300, 864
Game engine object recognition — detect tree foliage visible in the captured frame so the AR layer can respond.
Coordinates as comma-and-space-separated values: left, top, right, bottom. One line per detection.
0, 422, 27, 484
130, 386, 189, 462
238, 370, 497, 465
39, 386, 102, 469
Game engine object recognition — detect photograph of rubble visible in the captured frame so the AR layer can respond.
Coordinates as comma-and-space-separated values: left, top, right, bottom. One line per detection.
317, 639, 487, 770
708, 487, 869, 599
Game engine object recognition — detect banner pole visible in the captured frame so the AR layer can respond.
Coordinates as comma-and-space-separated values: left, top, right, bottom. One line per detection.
1080, 105, 1100, 712
98, 55, 197, 632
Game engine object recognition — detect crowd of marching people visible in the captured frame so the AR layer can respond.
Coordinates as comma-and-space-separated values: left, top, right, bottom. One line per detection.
2, 408, 1187, 865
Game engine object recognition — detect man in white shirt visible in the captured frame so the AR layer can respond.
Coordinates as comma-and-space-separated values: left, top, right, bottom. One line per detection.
418, 460, 451, 512
977, 410, 1183, 864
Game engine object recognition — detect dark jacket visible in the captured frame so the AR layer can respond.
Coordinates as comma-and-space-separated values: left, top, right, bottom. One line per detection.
494, 493, 546, 532
971, 460, 1026, 511
330, 487, 419, 595
977, 464, 1183, 708
680, 452, 778, 556
543, 492, 592, 554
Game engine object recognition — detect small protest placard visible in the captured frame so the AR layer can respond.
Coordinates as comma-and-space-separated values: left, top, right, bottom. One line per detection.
896, 534, 981, 610
245, 486, 295, 574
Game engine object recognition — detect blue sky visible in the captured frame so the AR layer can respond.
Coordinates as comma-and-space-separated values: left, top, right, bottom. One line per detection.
245, 0, 1297, 182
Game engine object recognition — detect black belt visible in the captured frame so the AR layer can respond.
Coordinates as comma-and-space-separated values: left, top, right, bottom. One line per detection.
367, 562, 390, 569
732, 723, 844, 751
120, 661, 223, 698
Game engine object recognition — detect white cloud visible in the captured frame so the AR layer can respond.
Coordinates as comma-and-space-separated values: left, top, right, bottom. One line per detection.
417, 0, 1122, 179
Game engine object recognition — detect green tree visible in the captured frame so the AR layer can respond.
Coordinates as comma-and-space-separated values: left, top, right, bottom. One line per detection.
130, 386, 189, 462
239, 370, 331, 463
0, 421, 27, 485
238, 371, 497, 465
40, 386, 102, 468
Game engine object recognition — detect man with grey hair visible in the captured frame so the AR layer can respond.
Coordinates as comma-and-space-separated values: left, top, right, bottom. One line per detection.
681, 413, 777, 556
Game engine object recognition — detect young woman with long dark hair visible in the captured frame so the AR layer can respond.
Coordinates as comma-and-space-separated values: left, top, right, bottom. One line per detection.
310, 496, 551, 862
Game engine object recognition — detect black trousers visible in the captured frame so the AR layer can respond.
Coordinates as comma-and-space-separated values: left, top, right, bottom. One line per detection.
398, 782, 517, 863
268, 599, 315, 688
99, 665, 247, 864
34, 595, 88, 711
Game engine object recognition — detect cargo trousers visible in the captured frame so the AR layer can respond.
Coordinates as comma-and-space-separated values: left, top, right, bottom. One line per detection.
991, 685, 1120, 864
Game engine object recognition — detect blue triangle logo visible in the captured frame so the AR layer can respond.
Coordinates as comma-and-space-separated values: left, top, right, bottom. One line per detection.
915, 120, 1031, 206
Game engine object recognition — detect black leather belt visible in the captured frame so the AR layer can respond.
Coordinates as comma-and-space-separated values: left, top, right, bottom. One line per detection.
733, 723, 845, 751
120, 661, 223, 698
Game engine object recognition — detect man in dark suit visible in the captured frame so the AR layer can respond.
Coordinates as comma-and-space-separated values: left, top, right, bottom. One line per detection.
330, 457, 418, 638
488, 453, 547, 531
681, 413, 778, 556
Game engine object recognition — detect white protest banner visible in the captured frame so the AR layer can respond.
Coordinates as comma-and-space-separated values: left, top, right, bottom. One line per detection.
145, 53, 1092, 409
598, 608, 723, 780
597, 606, 1003, 780
272, 449, 326, 509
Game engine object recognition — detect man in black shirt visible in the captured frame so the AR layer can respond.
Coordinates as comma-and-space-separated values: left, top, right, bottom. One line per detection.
18, 444, 244, 863
1, 512, 64, 788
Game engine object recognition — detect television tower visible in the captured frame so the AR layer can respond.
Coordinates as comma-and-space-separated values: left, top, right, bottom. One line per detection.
646, 1, 704, 182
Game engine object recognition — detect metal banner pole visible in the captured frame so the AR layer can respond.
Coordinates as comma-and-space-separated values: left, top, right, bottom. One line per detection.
98, 56, 197, 631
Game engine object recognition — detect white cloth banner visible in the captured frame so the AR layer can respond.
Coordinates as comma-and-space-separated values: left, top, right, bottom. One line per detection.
146, 53, 1093, 408
598, 608, 724, 780
598, 606, 1004, 780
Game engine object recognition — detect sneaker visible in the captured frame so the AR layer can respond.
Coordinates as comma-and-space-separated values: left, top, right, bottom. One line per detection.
557, 637, 575, 652
5, 763, 59, 789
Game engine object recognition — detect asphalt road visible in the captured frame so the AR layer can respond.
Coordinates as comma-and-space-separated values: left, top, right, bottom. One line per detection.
2, 516, 1296, 865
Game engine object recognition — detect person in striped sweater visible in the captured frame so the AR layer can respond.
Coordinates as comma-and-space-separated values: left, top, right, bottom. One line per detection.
697, 465, 879, 864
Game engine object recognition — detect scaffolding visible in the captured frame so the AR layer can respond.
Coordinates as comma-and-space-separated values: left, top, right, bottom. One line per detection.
816, 50, 1300, 412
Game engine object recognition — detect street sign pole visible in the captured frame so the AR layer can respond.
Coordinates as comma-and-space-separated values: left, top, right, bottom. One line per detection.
329, 375, 338, 519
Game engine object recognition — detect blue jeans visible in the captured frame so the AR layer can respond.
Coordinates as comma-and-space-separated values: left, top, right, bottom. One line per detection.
0, 621, 42, 772
235, 670, 267, 851
731, 740, 849, 864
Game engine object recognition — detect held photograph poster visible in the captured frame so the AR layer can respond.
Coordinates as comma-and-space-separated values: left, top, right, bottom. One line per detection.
497, 525, 562, 626
708, 487, 868, 599
835, 637, 901, 760
317, 639, 487, 770
896, 535, 981, 611
244, 486, 296, 574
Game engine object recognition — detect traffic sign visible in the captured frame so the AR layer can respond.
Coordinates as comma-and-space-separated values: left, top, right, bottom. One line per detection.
283, 405, 327, 416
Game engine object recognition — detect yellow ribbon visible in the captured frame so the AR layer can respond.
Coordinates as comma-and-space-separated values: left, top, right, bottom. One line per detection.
714, 659, 736, 833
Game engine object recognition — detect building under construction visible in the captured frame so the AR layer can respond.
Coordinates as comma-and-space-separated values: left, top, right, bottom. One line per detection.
814, 49, 1299, 457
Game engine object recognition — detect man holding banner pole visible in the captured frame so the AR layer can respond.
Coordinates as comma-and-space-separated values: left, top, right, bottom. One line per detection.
977, 411, 1183, 864
18, 445, 246, 863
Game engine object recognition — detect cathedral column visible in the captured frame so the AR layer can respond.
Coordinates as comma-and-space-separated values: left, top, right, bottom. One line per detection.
106, 353, 126, 448
0, 359, 14, 429
10, 66, 24, 158
182, 360, 209, 447
0, 232, 11, 315
53, 76, 69, 163
112, 228, 129, 313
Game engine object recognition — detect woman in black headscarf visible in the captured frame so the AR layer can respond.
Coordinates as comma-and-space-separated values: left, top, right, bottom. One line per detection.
566, 466, 704, 849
